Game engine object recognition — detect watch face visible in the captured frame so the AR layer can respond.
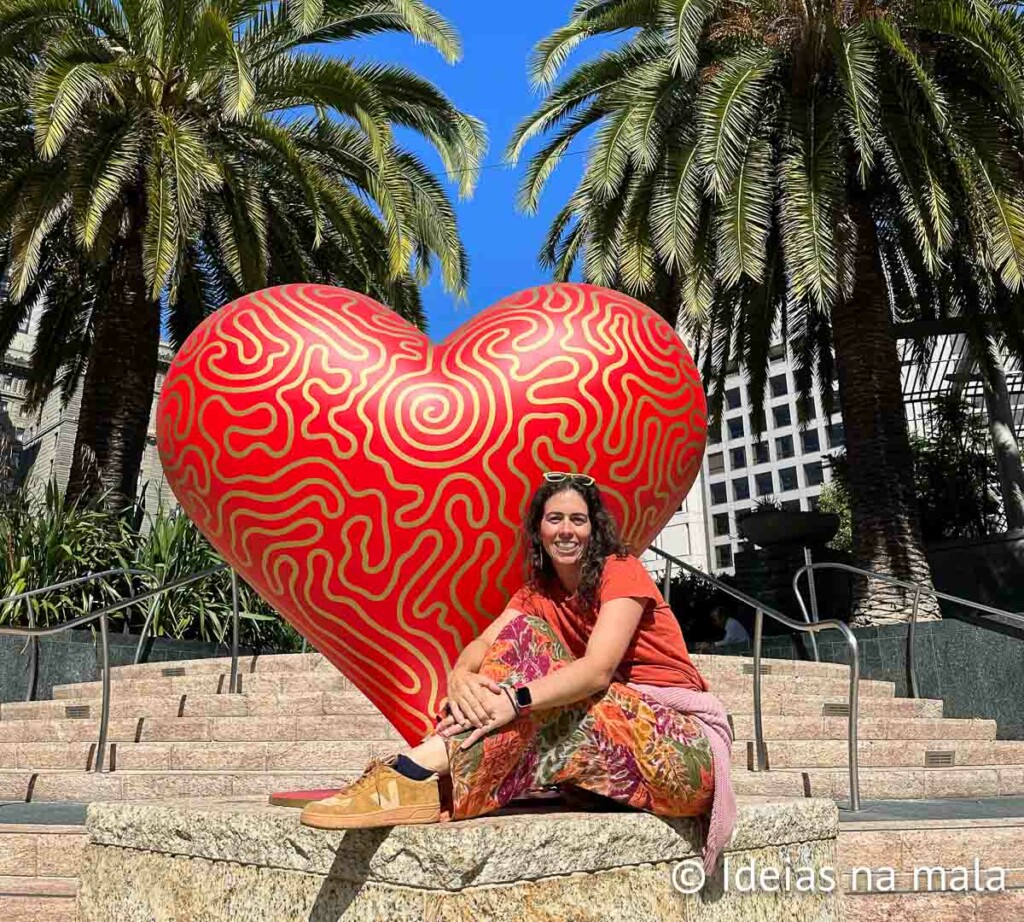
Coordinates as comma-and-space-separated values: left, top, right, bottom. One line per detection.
515, 685, 532, 708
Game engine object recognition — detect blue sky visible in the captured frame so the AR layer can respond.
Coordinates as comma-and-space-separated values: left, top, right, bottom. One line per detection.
352, 3, 593, 341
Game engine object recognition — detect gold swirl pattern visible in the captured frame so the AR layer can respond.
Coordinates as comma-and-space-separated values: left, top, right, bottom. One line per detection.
156, 283, 707, 743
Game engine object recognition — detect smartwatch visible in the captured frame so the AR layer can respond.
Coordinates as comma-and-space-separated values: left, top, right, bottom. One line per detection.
513, 683, 533, 715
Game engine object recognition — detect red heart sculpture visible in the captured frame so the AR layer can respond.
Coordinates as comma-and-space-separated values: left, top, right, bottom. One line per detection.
157, 283, 706, 743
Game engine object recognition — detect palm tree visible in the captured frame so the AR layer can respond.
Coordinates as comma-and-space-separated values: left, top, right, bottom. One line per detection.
0, 0, 485, 511
512, 0, 1024, 624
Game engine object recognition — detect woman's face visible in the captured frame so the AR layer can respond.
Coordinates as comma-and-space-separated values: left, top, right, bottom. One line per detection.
539, 488, 592, 567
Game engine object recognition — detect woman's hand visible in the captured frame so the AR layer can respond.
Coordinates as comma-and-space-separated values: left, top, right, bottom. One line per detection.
438, 684, 519, 750
445, 669, 503, 729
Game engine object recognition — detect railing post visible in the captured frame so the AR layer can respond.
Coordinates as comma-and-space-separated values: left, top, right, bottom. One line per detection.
23, 596, 38, 702
229, 570, 240, 694
752, 609, 768, 772
95, 611, 111, 773
662, 559, 672, 603
802, 549, 821, 662
133, 594, 160, 666
907, 587, 921, 699
845, 629, 861, 812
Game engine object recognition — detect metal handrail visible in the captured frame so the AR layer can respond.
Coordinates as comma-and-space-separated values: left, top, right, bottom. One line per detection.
0, 564, 242, 773
133, 565, 241, 696
0, 569, 153, 702
648, 545, 863, 811
793, 561, 1024, 700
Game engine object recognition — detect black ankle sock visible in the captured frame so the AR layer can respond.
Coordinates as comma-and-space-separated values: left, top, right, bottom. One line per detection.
394, 754, 434, 780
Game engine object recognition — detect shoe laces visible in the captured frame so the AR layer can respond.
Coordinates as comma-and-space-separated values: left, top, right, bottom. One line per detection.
354, 756, 395, 804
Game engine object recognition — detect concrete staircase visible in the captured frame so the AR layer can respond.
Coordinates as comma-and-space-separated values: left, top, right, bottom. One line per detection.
2, 650, 1022, 920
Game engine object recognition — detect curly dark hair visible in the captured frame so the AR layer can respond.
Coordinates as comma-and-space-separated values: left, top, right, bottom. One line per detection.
522, 478, 629, 613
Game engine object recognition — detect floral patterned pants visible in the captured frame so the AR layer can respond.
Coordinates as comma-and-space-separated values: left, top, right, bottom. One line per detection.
440, 614, 715, 821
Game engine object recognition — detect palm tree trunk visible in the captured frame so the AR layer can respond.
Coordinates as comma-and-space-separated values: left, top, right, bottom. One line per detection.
974, 336, 1024, 529
65, 223, 160, 512
831, 200, 940, 625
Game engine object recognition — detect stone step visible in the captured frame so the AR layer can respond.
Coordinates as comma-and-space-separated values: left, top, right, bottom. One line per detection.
734, 765, 1024, 800
108, 652, 326, 680
839, 815, 1024, 919
0, 714, 402, 744
0, 687, 938, 725
728, 715, 995, 741
0, 882, 79, 922
8, 735, 1021, 774
0, 823, 84, 922
729, 739, 1024, 769
0, 740, 390, 773
0, 769, 363, 803
49, 670, 897, 702
0, 823, 86, 880
6, 762, 1024, 804
0, 691, 379, 722
0, 712, 990, 745
109, 651, 856, 681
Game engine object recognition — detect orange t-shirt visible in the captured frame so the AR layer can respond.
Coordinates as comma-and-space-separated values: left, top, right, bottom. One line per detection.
508, 554, 708, 692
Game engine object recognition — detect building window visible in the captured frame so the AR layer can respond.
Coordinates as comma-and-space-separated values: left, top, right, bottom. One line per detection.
827, 422, 846, 447
732, 477, 750, 501
708, 452, 725, 474
730, 446, 747, 470
808, 495, 821, 512
715, 544, 734, 570
755, 472, 774, 496
775, 435, 795, 459
801, 430, 821, 454
713, 513, 730, 537
1, 375, 11, 391
725, 387, 742, 411
769, 343, 786, 362
710, 481, 728, 505
803, 398, 817, 421
772, 404, 792, 429
804, 461, 824, 486
779, 467, 798, 492
781, 498, 801, 512
770, 374, 788, 398
708, 425, 722, 446
753, 441, 770, 465
727, 416, 745, 440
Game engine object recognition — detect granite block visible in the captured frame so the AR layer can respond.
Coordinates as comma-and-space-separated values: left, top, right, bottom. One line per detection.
78, 799, 841, 922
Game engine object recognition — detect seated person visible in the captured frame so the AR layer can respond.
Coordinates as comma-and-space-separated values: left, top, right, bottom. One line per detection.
301, 473, 736, 873
711, 604, 751, 649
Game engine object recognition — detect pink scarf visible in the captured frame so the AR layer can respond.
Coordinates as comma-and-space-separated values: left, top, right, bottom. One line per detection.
629, 683, 737, 876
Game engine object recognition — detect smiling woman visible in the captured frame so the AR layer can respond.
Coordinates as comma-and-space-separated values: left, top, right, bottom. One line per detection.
300, 473, 737, 876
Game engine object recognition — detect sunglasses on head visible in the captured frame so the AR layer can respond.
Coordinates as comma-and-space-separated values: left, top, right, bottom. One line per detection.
543, 472, 596, 487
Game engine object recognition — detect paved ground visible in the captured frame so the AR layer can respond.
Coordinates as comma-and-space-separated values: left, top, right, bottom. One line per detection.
840, 796, 1024, 822
0, 801, 87, 825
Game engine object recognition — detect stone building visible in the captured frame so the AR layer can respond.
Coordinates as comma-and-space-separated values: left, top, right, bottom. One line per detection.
11, 305, 176, 516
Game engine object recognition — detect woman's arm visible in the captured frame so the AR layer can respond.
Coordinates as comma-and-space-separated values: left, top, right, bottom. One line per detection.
523, 596, 645, 709
445, 596, 646, 749
444, 607, 525, 727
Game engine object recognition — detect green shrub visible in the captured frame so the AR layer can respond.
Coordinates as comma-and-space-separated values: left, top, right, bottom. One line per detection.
0, 481, 302, 653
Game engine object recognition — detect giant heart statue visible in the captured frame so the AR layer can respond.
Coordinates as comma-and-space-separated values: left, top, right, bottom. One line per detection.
156, 283, 707, 743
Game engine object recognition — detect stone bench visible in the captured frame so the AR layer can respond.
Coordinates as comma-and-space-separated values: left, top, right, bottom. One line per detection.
78, 797, 840, 921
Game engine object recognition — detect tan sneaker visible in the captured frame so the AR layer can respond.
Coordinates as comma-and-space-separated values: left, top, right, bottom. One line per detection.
299, 758, 441, 830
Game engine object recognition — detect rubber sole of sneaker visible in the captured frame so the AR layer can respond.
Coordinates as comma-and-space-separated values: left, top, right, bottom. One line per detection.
299, 804, 440, 829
